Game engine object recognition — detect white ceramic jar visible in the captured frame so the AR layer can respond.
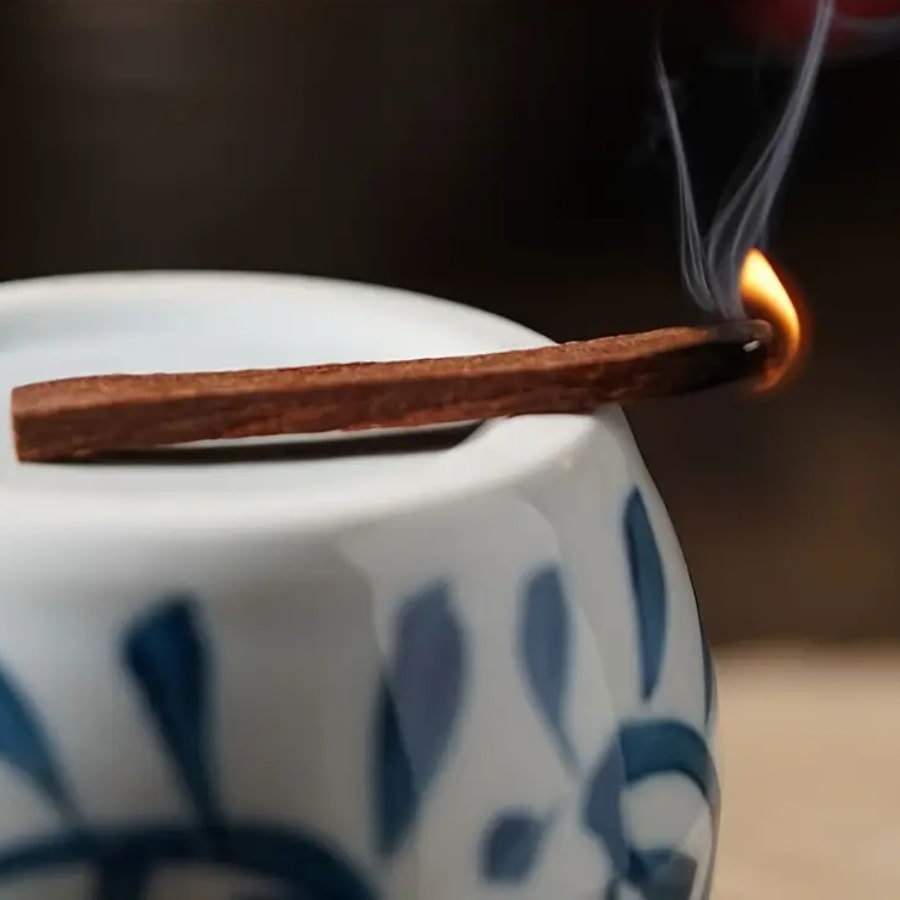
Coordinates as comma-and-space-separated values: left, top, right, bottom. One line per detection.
0, 273, 718, 900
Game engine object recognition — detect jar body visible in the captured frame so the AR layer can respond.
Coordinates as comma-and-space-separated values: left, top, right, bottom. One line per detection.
0, 430, 717, 899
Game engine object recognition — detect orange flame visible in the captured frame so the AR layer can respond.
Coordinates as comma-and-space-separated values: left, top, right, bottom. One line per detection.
739, 249, 804, 389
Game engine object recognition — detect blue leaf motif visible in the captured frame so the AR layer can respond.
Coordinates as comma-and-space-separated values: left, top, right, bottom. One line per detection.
700, 627, 716, 728
629, 848, 697, 900
619, 720, 719, 811
123, 597, 217, 825
480, 810, 547, 883
582, 736, 630, 874
619, 720, 720, 900
521, 566, 576, 768
372, 682, 414, 859
624, 488, 667, 700
0, 664, 76, 822
373, 581, 464, 858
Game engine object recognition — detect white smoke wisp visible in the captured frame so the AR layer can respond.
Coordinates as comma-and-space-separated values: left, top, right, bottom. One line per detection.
656, 0, 836, 319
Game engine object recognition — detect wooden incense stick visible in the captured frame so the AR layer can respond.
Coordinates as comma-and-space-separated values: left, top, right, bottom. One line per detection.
11, 319, 772, 462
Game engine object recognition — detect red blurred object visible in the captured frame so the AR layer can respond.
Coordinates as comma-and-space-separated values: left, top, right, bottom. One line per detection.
728, 0, 900, 58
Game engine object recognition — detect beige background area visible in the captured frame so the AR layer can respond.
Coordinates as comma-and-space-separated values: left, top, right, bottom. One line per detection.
715, 649, 900, 898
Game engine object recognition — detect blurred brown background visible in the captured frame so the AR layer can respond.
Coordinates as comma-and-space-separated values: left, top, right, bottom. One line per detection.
0, 0, 897, 645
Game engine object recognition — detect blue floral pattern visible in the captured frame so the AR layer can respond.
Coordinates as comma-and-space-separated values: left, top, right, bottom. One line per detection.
0, 484, 717, 898
624, 488, 668, 701
521, 567, 578, 771
0, 587, 466, 898
481, 486, 720, 900
372, 581, 465, 858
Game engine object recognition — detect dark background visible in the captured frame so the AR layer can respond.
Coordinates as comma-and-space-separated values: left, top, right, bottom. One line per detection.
1, 1, 897, 644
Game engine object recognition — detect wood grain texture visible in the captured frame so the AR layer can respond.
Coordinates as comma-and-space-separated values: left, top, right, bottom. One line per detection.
11, 320, 771, 462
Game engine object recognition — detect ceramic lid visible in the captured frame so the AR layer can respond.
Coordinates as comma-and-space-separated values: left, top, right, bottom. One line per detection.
0, 272, 597, 532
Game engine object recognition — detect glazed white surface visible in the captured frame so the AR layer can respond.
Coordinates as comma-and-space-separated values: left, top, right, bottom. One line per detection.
0, 271, 593, 530
0, 273, 716, 900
